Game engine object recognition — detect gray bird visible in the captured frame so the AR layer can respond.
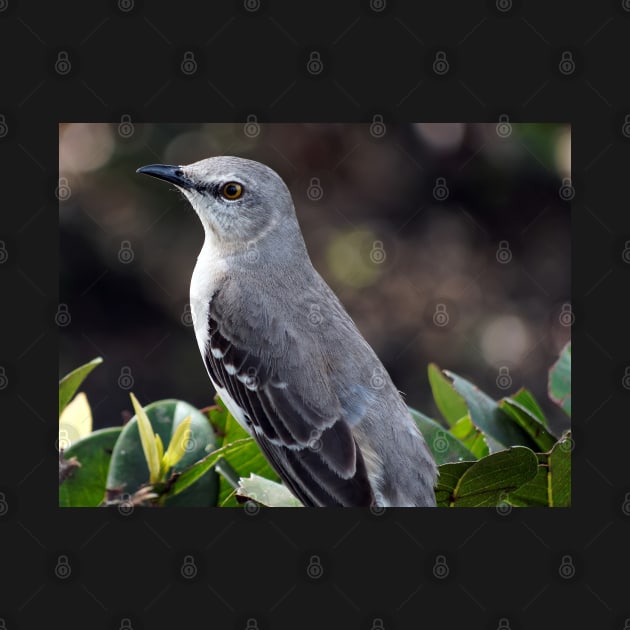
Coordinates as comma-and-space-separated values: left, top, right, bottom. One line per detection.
137, 156, 437, 507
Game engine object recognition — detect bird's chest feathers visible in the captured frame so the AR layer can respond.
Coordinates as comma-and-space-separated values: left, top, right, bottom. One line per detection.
189, 241, 228, 357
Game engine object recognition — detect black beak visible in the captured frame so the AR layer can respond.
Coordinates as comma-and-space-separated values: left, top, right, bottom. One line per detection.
136, 164, 193, 189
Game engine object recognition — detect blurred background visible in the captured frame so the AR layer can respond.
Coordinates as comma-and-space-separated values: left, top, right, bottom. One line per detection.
59, 122, 571, 435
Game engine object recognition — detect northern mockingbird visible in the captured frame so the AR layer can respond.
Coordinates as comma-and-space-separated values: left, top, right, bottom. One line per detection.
137, 156, 437, 507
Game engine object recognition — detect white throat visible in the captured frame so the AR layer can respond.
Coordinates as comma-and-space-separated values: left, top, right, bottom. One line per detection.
189, 233, 228, 359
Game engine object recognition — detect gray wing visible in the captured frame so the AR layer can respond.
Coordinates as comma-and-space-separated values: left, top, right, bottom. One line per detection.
203, 291, 375, 507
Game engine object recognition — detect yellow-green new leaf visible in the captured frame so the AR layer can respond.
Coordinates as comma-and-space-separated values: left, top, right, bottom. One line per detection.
130, 393, 161, 484
163, 415, 192, 471
58, 392, 93, 449
155, 433, 165, 476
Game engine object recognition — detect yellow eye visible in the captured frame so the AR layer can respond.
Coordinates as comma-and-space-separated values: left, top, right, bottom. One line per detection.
220, 182, 243, 200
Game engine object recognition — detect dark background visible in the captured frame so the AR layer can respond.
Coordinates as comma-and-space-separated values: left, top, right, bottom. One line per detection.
59, 122, 571, 435
2, 2, 629, 630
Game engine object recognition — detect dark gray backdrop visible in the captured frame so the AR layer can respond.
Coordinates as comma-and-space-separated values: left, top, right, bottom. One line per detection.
1, 2, 629, 629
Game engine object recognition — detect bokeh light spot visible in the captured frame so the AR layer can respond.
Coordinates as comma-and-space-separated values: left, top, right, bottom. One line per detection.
480, 315, 531, 366
325, 228, 383, 288
59, 123, 115, 174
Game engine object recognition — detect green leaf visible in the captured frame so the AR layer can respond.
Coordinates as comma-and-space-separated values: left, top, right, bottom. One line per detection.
511, 388, 548, 426
450, 415, 489, 459
444, 370, 535, 452
427, 363, 468, 427
237, 474, 303, 507
505, 454, 549, 507
548, 433, 571, 506
508, 432, 572, 507
59, 357, 103, 417
499, 398, 558, 452
434, 461, 475, 506
549, 342, 571, 417
59, 427, 122, 507
169, 438, 251, 498
106, 399, 219, 507
436, 446, 539, 507
409, 407, 476, 465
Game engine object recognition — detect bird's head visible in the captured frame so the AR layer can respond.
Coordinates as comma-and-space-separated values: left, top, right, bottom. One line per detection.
137, 156, 302, 254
